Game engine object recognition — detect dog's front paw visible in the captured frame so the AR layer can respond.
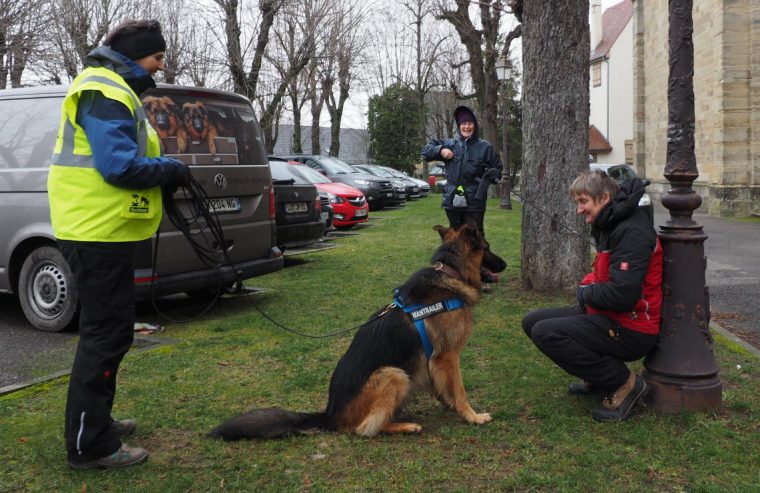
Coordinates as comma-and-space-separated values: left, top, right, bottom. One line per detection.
467, 412, 492, 425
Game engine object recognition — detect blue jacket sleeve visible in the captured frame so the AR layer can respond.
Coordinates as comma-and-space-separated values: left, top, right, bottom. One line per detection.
421, 138, 450, 162
76, 90, 189, 189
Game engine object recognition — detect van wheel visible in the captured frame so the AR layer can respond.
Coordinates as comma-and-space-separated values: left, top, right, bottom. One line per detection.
18, 246, 78, 332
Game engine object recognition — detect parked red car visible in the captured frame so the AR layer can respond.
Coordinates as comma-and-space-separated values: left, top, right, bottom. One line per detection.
287, 163, 369, 229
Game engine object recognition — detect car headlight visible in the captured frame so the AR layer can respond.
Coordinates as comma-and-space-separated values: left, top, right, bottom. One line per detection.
639, 193, 652, 207
328, 192, 344, 204
354, 179, 371, 186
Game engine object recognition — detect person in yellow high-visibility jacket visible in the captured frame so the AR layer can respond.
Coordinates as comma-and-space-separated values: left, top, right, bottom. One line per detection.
48, 20, 191, 470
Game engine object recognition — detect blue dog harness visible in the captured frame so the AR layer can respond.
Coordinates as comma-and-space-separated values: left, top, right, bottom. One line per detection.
392, 289, 465, 359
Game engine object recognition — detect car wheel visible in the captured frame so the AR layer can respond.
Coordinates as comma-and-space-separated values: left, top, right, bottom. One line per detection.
18, 246, 79, 332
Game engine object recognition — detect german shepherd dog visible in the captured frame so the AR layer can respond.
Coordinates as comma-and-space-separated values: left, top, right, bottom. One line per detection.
209, 224, 507, 440
142, 96, 188, 152
182, 101, 223, 156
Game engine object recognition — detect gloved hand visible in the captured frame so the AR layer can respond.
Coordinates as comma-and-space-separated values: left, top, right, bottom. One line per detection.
483, 167, 501, 183
172, 160, 193, 186
576, 285, 587, 313
162, 159, 192, 194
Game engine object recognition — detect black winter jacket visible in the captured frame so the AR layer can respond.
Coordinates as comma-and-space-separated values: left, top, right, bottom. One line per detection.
420, 105, 501, 211
579, 178, 662, 334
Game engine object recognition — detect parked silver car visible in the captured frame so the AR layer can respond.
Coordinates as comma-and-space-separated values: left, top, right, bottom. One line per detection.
0, 84, 283, 331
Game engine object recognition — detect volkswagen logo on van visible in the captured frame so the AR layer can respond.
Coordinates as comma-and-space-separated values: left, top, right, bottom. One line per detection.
213, 173, 228, 190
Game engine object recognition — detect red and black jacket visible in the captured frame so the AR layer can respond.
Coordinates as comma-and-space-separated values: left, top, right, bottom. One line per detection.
578, 179, 663, 335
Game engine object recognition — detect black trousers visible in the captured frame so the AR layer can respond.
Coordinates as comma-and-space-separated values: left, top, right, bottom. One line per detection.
522, 306, 658, 392
58, 240, 136, 462
445, 208, 485, 236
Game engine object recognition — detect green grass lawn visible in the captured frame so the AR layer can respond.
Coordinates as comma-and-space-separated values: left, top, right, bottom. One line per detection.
1, 198, 758, 492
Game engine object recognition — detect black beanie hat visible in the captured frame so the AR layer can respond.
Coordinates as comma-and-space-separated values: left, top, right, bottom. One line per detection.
109, 28, 166, 61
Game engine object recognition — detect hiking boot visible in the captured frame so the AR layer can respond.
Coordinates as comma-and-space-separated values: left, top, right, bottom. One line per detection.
567, 381, 601, 396
481, 266, 500, 283
591, 373, 647, 422
68, 443, 149, 470
110, 418, 136, 436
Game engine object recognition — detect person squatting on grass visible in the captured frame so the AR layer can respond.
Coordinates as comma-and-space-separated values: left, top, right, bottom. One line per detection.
522, 170, 663, 422
421, 105, 503, 289
48, 20, 191, 470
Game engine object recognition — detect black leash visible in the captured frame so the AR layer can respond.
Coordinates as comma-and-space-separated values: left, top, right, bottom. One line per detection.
152, 176, 369, 337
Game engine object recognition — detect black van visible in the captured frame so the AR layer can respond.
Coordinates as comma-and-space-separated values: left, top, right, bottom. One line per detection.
0, 84, 283, 332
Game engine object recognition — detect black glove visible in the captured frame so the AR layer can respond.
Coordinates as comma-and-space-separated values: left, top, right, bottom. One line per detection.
483, 167, 501, 183
162, 159, 191, 194
576, 285, 587, 313
176, 163, 192, 186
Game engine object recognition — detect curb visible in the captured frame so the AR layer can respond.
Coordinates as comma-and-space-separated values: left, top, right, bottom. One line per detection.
0, 334, 173, 396
711, 321, 760, 360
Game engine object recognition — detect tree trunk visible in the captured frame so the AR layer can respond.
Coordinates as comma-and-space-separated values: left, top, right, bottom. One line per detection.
521, 1, 590, 292
309, 66, 326, 155
291, 86, 303, 153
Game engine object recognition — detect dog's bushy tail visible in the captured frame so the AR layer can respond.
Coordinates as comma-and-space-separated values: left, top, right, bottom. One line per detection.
208, 407, 331, 440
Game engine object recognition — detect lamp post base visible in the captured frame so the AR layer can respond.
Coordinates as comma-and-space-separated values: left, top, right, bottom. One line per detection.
642, 369, 722, 413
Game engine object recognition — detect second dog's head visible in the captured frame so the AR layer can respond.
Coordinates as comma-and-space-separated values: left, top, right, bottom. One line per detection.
432, 224, 507, 281
182, 101, 210, 138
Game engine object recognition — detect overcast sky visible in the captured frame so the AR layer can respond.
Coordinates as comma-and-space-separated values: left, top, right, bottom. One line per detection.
337, 0, 622, 129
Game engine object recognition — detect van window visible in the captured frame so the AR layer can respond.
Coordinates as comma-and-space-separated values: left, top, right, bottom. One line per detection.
269, 161, 310, 185
141, 94, 266, 166
0, 97, 60, 169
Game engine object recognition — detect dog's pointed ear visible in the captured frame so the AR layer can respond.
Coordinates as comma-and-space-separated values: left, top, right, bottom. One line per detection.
433, 224, 449, 240
461, 224, 486, 249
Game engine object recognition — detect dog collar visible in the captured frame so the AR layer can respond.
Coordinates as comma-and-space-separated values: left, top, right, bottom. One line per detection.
393, 290, 465, 359
433, 261, 461, 280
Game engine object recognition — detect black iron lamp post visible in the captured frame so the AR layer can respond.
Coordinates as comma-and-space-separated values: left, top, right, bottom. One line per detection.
495, 55, 513, 210
642, 0, 722, 412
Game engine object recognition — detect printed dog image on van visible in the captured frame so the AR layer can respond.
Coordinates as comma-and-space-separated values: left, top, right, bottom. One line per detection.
209, 224, 507, 440
142, 95, 188, 152
182, 100, 225, 156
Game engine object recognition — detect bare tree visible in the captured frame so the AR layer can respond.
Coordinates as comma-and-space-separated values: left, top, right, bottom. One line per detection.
276, 0, 331, 153
435, 0, 520, 145
256, 0, 328, 152
323, 0, 369, 157
149, 0, 192, 84
521, 1, 590, 291
214, 0, 285, 99
366, 0, 450, 146
0, 0, 44, 88
55, 0, 132, 79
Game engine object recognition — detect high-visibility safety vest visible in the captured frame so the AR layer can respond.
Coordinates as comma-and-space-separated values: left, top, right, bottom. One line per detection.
48, 66, 162, 242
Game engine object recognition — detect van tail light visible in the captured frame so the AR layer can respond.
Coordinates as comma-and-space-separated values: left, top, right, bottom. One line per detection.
269, 188, 276, 220
314, 197, 321, 213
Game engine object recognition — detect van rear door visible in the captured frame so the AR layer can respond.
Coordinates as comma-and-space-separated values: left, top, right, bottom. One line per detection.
139, 86, 277, 288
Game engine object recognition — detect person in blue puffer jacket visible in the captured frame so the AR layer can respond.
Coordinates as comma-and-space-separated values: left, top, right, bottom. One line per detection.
421, 105, 502, 236
421, 106, 503, 289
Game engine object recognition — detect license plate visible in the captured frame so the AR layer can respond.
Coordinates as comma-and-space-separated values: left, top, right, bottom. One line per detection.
412, 187, 419, 192
385, 192, 394, 197
206, 197, 241, 213
285, 202, 308, 213
355, 209, 367, 217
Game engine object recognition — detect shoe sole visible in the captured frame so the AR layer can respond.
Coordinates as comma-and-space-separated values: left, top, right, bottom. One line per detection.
592, 380, 648, 422
68, 453, 149, 470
